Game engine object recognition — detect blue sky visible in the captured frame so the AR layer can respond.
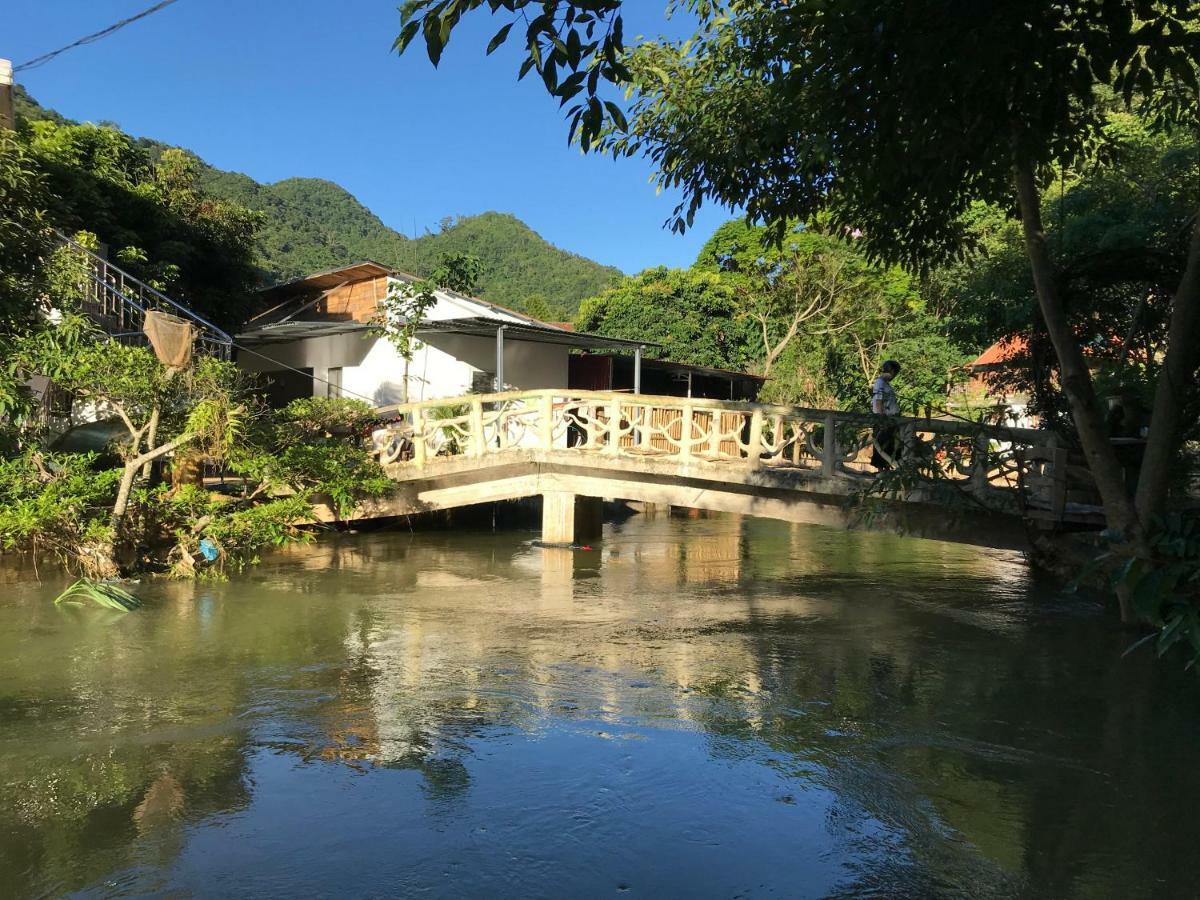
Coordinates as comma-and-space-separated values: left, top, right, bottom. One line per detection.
8, 0, 733, 274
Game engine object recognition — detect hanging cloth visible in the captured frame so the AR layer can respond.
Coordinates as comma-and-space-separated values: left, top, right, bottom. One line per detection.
143, 309, 199, 371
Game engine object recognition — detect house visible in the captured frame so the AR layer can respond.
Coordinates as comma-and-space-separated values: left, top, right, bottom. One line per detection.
235, 262, 648, 408
958, 335, 1039, 428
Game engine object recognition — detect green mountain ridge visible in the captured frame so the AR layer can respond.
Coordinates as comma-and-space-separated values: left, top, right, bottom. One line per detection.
15, 87, 623, 313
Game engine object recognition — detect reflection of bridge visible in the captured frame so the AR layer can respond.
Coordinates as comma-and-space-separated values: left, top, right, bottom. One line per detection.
348, 390, 1100, 550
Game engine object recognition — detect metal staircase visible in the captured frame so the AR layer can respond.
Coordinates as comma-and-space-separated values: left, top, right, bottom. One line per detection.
55, 230, 233, 360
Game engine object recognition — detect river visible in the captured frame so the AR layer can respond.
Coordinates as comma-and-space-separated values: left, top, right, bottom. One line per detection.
0, 511, 1196, 898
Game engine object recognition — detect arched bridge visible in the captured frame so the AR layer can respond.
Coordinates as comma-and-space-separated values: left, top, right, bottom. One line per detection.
346, 389, 1101, 550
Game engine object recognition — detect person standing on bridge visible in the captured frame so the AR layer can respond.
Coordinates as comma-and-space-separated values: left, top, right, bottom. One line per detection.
870, 360, 902, 470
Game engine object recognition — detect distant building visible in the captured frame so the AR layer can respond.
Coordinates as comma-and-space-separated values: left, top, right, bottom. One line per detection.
960, 335, 1038, 428
235, 262, 644, 407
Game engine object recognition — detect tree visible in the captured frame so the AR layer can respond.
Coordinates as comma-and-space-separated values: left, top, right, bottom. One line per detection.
17, 118, 262, 329
698, 222, 878, 377
522, 293, 571, 322
0, 317, 391, 578
0, 132, 52, 332
430, 250, 484, 295
575, 267, 754, 371
399, 1, 1200, 622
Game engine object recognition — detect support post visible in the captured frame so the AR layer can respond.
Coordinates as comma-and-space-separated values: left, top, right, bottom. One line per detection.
605, 397, 622, 454
542, 491, 576, 544
495, 326, 506, 392
469, 397, 485, 457
639, 404, 653, 451
679, 404, 694, 461
822, 413, 838, 478
574, 495, 604, 542
539, 392, 554, 449
971, 432, 990, 494
708, 411, 723, 458
746, 409, 764, 468
633, 345, 643, 395
411, 406, 426, 468
0, 60, 13, 132
1049, 441, 1069, 521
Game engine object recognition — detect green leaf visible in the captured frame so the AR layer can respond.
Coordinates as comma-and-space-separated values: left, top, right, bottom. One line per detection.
394, 19, 421, 53
486, 22, 514, 55
604, 100, 629, 132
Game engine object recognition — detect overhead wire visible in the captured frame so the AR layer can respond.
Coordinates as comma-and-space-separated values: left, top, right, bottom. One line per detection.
15, 0, 183, 73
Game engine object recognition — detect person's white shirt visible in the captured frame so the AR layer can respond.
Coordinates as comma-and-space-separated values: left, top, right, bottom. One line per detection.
872, 375, 900, 416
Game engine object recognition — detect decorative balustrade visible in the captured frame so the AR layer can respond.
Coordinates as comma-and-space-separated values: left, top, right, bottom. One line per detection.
373, 389, 1078, 520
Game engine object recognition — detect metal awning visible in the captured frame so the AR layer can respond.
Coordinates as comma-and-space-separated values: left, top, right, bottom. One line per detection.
417, 317, 655, 351
235, 320, 374, 345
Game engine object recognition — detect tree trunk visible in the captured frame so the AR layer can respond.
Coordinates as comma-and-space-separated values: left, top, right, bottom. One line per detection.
1134, 211, 1200, 523
1012, 159, 1139, 541
111, 432, 196, 529
139, 404, 161, 480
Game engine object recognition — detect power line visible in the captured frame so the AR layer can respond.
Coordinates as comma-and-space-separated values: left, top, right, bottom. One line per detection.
14, 0, 183, 73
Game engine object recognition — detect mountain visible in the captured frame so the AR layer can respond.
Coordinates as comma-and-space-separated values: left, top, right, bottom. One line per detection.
14, 87, 624, 313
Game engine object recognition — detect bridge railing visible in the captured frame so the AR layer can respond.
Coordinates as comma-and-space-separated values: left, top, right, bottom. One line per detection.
373, 389, 1077, 519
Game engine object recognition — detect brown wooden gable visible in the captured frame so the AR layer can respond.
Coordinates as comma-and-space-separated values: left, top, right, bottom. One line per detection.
316, 275, 388, 323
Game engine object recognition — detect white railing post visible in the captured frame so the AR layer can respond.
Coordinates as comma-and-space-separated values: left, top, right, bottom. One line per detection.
411, 406, 426, 468
971, 432, 990, 493
679, 404, 694, 461
708, 411, 723, 458
747, 409, 764, 468
822, 413, 838, 477
469, 397, 485, 457
539, 392, 554, 450
606, 396, 622, 455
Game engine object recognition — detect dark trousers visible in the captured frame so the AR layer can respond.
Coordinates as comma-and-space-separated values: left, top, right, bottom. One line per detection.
871, 424, 900, 470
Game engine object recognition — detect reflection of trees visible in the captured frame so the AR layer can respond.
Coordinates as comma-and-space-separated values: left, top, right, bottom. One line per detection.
3, 520, 1197, 897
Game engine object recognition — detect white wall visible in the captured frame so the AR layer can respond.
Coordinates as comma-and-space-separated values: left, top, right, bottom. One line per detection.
393, 277, 529, 325
239, 331, 571, 408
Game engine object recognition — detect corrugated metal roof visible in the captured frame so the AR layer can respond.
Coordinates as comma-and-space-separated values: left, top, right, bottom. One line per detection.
256, 262, 394, 303
417, 317, 655, 351
235, 320, 375, 345
236, 315, 654, 352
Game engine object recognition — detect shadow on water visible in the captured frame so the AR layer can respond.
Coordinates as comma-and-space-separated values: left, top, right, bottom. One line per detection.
0, 513, 1196, 898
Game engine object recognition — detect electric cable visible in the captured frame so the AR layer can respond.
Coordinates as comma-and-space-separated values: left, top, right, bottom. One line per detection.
15, 0, 183, 73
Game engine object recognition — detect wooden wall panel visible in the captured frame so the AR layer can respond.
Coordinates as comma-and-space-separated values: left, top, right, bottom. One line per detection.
319, 276, 387, 322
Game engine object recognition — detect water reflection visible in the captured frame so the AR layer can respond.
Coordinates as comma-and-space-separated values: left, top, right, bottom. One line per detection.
0, 514, 1197, 898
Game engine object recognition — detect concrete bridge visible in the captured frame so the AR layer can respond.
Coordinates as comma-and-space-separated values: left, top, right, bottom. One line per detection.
346, 389, 1100, 551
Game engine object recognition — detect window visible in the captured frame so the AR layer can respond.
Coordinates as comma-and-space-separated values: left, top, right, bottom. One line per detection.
471, 370, 495, 394
327, 367, 343, 399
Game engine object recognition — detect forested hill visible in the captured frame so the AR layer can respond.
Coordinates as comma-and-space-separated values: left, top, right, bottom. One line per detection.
199, 172, 623, 309
15, 87, 623, 312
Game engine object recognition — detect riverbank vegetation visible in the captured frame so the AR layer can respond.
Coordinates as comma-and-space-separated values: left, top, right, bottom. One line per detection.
0, 130, 390, 580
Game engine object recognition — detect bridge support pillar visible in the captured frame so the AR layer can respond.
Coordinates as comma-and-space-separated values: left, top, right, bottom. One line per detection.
574, 495, 603, 543
542, 491, 576, 545
541, 492, 603, 545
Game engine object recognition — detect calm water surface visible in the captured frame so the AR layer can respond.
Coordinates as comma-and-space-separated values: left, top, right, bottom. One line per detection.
1, 512, 1197, 898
